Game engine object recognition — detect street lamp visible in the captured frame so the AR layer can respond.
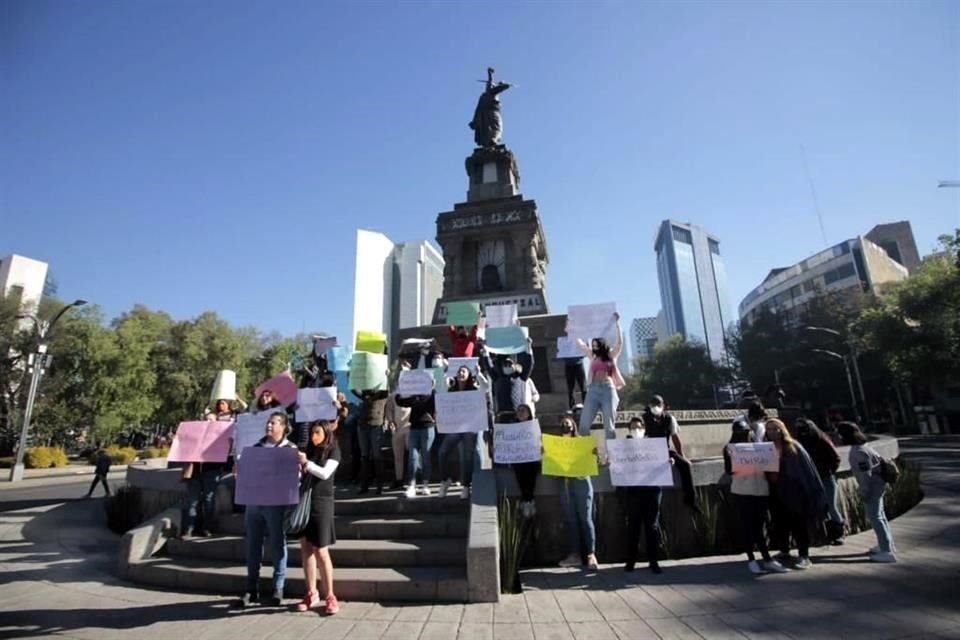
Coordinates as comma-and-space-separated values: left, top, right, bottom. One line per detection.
8, 299, 87, 482
810, 348, 861, 422
803, 325, 870, 427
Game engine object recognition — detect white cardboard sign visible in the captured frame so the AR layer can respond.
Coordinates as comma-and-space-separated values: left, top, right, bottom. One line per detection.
493, 420, 542, 464
436, 390, 488, 434
608, 438, 674, 487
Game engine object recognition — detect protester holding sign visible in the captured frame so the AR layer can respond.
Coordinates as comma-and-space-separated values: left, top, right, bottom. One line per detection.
295, 421, 342, 615
483, 344, 534, 418
643, 395, 699, 513
237, 412, 299, 608
511, 404, 541, 518
174, 419, 235, 539
438, 367, 481, 500
575, 313, 624, 442
765, 418, 826, 570
448, 314, 481, 358
618, 417, 666, 575
395, 391, 437, 498
385, 361, 413, 489
350, 389, 389, 495
723, 419, 787, 575
556, 414, 599, 570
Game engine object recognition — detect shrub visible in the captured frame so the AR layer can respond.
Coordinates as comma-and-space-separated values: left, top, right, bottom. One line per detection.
885, 458, 923, 519
0, 457, 13, 469
104, 486, 145, 534
89, 446, 138, 465
498, 496, 533, 594
691, 486, 725, 556
140, 447, 170, 459
24, 447, 68, 469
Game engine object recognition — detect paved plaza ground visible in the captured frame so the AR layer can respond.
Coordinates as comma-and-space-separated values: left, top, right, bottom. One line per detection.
0, 437, 958, 640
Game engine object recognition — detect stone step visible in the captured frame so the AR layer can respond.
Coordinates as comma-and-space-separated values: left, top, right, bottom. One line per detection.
216, 512, 469, 539
330, 488, 471, 516
127, 556, 468, 602
166, 535, 465, 567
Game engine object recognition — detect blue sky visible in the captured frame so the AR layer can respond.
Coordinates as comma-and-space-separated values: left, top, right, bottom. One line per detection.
2, 0, 958, 344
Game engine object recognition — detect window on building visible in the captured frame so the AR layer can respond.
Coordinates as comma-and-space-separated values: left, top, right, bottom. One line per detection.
852, 247, 869, 290
672, 227, 693, 244
824, 262, 856, 285
708, 239, 720, 255
790, 285, 802, 298
803, 280, 816, 293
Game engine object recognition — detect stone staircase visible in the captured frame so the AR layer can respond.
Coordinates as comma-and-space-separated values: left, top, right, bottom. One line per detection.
130, 485, 472, 602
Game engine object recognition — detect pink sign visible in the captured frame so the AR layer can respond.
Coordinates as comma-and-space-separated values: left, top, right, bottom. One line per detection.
168, 421, 234, 463
235, 447, 301, 506
254, 373, 298, 407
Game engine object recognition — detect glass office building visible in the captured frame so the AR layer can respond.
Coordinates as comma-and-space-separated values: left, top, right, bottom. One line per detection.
654, 220, 732, 362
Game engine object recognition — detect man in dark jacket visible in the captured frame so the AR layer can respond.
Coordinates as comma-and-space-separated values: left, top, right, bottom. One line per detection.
351, 389, 389, 494
642, 395, 699, 513
85, 449, 112, 497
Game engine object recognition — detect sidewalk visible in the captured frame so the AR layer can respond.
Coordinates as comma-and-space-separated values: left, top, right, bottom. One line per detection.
0, 437, 958, 639
0, 465, 129, 489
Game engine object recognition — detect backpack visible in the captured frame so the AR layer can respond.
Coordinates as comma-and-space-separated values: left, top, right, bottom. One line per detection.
878, 457, 900, 484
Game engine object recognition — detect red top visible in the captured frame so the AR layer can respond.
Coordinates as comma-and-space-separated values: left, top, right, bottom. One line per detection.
448, 325, 478, 357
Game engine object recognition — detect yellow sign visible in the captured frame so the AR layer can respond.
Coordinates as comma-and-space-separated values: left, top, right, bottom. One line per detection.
541, 434, 598, 478
355, 331, 387, 355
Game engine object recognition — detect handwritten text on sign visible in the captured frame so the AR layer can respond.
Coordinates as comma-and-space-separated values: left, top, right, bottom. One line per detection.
728, 442, 780, 475
235, 446, 300, 506
397, 369, 435, 396
608, 438, 674, 487
493, 420, 542, 464
435, 389, 488, 434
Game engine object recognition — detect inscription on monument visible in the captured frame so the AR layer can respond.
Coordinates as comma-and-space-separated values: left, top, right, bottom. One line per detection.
439, 209, 533, 233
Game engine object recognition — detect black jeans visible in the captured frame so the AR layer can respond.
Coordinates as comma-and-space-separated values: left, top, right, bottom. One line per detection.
565, 362, 586, 407
621, 486, 662, 565
670, 451, 697, 508
513, 462, 540, 501
733, 494, 771, 562
768, 493, 811, 558
87, 473, 110, 497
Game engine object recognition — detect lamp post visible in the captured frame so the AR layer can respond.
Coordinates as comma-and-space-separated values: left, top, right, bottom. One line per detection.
810, 348, 860, 421
8, 299, 87, 482
803, 325, 870, 427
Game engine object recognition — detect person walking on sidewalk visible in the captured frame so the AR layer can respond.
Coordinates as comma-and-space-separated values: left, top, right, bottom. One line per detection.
838, 421, 898, 563
295, 421, 341, 616
85, 449, 112, 498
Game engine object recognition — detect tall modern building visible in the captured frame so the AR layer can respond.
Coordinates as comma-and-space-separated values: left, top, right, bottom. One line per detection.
630, 315, 660, 364
0, 254, 49, 316
654, 221, 732, 362
352, 230, 444, 355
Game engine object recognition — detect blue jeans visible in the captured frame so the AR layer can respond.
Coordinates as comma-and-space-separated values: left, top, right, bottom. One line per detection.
823, 474, 844, 524
438, 433, 478, 486
181, 469, 220, 534
244, 505, 288, 595
578, 381, 618, 439
560, 477, 596, 556
866, 491, 895, 553
407, 426, 436, 485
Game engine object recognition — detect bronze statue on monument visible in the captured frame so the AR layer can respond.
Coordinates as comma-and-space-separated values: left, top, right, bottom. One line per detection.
469, 67, 511, 148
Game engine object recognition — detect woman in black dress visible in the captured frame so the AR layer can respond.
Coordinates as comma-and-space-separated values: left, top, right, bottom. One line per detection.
295, 420, 341, 615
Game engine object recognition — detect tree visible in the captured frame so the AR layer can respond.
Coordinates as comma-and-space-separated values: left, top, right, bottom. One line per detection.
622, 336, 726, 410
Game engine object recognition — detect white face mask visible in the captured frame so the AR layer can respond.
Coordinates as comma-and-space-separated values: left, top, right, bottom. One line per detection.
628, 427, 645, 439
502, 367, 514, 376
650, 406, 663, 416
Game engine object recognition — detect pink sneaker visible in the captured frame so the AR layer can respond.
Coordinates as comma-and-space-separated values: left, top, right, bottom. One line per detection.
324, 593, 340, 615
296, 591, 320, 612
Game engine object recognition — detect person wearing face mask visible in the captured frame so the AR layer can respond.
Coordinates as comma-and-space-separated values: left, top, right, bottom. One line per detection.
619, 416, 666, 574
643, 395, 699, 513
438, 366, 481, 499
448, 313, 482, 358
483, 348, 534, 417
575, 313, 624, 447
795, 418, 845, 544
237, 412, 299, 608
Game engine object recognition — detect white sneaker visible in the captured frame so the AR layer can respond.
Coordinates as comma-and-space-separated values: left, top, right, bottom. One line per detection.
867, 545, 881, 555
558, 553, 581, 568
459, 486, 470, 500
439, 479, 450, 498
419, 484, 431, 497
871, 551, 898, 563
748, 560, 765, 575
404, 484, 417, 499
763, 560, 788, 573
585, 554, 599, 571
794, 557, 812, 570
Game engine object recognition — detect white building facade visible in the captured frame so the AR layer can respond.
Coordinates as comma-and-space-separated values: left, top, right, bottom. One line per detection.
0, 254, 49, 316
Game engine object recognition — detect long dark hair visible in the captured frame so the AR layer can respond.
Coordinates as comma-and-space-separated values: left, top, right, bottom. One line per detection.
836, 421, 867, 446
305, 420, 337, 464
592, 337, 612, 362
449, 366, 478, 391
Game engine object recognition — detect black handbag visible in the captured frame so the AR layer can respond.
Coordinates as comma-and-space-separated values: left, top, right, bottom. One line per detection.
283, 475, 313, 535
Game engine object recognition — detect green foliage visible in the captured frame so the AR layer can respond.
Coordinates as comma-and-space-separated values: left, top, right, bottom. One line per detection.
140, 446, 170, 459
886, 458, 922, 519
104, 486, 145, 534
622, 336, 726, 409
90, 445, 138, 465
498, 496, 533, 594
24, 446, 68, 469
690, 486, 724, 555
